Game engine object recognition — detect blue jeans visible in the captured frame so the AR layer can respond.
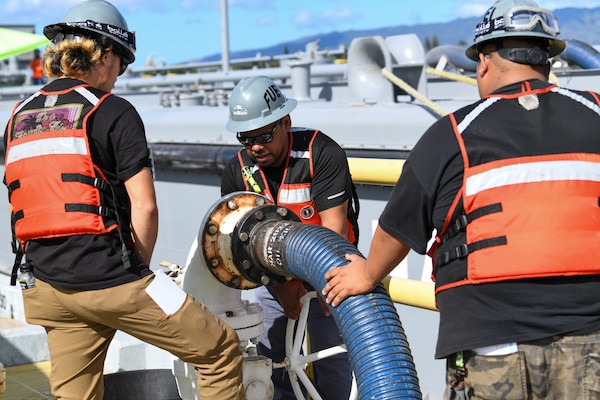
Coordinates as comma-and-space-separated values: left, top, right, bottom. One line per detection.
256, 286, 352, 400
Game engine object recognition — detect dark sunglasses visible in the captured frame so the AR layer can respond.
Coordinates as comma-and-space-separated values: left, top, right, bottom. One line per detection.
237, 120, 280, 146
111, 46, 129, 76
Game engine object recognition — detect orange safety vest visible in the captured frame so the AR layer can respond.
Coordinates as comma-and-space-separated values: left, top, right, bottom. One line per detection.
432, 85, 600, 293
29, 58, 43, 80
237, 129, 357, 245
5, 84, 120, 248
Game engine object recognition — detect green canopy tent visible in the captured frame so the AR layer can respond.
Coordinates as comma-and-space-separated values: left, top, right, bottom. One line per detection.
0, 27, 49, 61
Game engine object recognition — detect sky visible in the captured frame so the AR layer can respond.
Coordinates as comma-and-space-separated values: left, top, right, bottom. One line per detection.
2, 0, 600, 66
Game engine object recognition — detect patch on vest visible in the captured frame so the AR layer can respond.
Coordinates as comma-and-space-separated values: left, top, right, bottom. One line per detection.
518, 94, 539, 110
300, 205, 315, 220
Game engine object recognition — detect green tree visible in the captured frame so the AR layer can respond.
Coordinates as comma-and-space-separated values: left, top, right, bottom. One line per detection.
424, 35, 440, 50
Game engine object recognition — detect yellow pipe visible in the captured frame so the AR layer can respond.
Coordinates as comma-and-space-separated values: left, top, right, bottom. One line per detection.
426, 66, 561, 87
382, 276, 438, 312
347, 157, 404, 186
426, 67, 478, 86
381, 68, 448, 117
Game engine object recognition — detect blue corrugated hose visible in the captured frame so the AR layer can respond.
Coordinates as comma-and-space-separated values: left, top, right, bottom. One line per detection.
281, 223, 422, 400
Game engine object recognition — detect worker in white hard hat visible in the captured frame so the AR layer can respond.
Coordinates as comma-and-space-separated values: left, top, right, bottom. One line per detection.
324, 1, 600, 399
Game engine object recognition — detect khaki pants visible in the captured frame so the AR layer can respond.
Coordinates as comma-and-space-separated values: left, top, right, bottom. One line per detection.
22, 275, 245, 400
445, 330, 600, 399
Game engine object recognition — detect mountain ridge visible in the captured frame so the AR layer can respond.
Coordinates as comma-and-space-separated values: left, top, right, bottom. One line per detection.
198, 6, 600, 62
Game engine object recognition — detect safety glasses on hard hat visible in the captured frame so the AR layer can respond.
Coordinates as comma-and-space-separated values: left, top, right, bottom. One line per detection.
237, 120, 280, 146
62, 20, 136, 51
504, 6, 560, 36
475, 5, 559, 39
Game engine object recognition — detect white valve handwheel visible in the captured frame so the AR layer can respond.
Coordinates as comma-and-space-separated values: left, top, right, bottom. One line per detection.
275, 291, 358, 400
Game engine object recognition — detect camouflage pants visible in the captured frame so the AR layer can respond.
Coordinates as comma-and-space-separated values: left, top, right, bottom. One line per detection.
444, 330, 600, 400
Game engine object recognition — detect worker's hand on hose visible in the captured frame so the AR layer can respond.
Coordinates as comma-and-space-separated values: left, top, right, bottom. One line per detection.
322, 253, 377, 307
272, 279, 308, 320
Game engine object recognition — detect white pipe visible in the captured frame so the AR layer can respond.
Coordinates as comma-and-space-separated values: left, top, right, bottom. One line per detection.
221, 0, 230, 73
112, 64, 346, 90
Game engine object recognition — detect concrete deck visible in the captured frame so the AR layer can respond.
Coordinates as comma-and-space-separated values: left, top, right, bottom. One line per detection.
0, 318, 180, 399
2, 361, 54, 399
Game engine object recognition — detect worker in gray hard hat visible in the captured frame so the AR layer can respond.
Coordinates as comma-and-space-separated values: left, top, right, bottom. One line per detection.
323, 1, 600, 399
43, 0, 136, 75
222, 75, 359, 400
3, 1, 245, 399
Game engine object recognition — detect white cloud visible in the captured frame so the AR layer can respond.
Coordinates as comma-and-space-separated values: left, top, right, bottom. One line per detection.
228, 0, 273, 10
293, 6, 359, 29
454, 3, 492, 19
256, 15, 277, 27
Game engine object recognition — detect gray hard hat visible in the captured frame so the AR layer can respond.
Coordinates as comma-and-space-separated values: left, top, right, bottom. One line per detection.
226, 76, 297, 133
465, 0, 565, 62
43, 0, 136, 64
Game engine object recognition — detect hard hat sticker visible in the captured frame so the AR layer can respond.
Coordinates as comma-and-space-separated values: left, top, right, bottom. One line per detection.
232, 105, 248, 115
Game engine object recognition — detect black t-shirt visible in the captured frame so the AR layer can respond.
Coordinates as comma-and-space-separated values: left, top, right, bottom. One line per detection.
380, 80, 600, 358
4, 78, 153, 290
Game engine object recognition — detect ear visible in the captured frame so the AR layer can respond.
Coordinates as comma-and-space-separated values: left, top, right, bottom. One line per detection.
281, 114, 292, 130
99, 51, 111, 68
477, 53, 490, 79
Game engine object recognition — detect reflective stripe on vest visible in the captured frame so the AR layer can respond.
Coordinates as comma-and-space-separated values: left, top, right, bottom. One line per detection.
5, 85, 118, 243
6, 136, 88, 164
238, 130, 321, 225
464, 153, 600, 282
433, 86, 600, 293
